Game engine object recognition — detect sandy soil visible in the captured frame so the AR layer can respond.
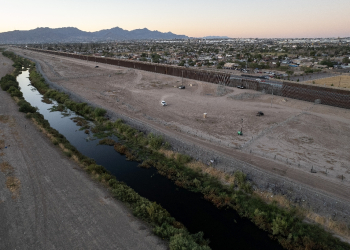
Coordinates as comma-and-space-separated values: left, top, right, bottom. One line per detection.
306, 75, 350, 88
0, 53, 165, 250
11, 48, 350, 202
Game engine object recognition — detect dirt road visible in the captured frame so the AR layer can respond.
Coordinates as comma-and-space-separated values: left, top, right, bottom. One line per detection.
0, 53, 165, 249
5, 48, 350, 228
14, 48, 350, 197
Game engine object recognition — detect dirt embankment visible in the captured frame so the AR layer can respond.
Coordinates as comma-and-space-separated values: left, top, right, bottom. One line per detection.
0, 52, 165, 249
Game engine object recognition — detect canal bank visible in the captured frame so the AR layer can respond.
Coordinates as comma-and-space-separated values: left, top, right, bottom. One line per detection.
16, 64, 284, 249
0, 52, 167, 250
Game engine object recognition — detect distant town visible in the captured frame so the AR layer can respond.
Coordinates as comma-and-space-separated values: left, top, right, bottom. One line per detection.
24, 37, 350, 82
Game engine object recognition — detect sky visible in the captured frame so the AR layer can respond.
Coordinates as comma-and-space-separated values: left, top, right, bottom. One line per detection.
1, 0, 349, 38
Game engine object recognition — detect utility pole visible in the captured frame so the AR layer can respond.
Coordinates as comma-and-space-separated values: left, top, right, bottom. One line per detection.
182, 70, 184, 86
271, 88, 273, 108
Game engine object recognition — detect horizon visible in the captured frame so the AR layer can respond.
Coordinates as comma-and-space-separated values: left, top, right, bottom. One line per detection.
0, 0, 349, 38
1, 26, 349, 39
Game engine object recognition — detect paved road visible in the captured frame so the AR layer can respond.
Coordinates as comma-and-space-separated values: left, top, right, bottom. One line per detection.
0, 54, 165, 250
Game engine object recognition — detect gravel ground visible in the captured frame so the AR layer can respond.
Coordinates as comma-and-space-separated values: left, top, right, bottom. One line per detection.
12, 49, 350, 226
5, 48, 350, 241
0, 53, 166, 250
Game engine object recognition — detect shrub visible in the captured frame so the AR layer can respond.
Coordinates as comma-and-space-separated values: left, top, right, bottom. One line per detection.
86, 164, 107, 175
176, 154, 192, 164
44, 90, 69, 104
163, 141, 171, 149
125, 151, 137, 161
117, 123, 129, 133
18, 99, 37, 113
0, 74, 16, 84
114, 119, 124, 128
83, 105, 93, 115
234, 171, 246, 187
138, 159, 155, 169
272, 216, 289, 236
169, 233, 211, 250
94, 107, 107, 117
154, 223, 185, 239
101, 173, 113, 182
233, 171, 252, 193
56, 93, 69, 103
51, 104, 65, 112
99, 138, 115, 146
95, 116, 106, 123
125, 127, 136, 137
64, 151, 72, 158
29, 69, 48, 93
1, 80, 19, 91
114, 143, 128, 154
241, 182, 252, 193
111, 184, 140, 203
148, 133, 163, 150
0, 74, 18, 91
7, 86, 23, 97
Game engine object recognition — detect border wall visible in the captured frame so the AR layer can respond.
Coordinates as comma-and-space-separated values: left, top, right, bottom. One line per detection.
26, 48, 350, 109
25, 48, 231, 85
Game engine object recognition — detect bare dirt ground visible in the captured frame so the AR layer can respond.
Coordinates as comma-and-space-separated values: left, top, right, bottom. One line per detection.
306, 75, 350, 88
0, 53, 165, 250
11, 49, 350, 203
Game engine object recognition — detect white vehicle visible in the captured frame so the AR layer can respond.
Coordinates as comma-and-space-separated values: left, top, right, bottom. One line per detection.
161, 101, 167, 106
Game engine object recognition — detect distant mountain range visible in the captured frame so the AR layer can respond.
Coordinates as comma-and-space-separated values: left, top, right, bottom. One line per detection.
0, 27, 188, 44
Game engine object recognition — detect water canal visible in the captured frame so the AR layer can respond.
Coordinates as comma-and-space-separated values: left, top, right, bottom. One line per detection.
17, 70, 283, 250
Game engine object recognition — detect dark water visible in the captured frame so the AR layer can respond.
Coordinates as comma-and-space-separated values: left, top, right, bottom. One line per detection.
17, 70, 283, 250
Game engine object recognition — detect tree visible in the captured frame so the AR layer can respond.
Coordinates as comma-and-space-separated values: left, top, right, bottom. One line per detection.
286, 70, 294, 76
178, 60, 185, 66
151, 53, 161, 63
342, 57, 350, 64
320, 59, 333, 67
217, 61, 225, 69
